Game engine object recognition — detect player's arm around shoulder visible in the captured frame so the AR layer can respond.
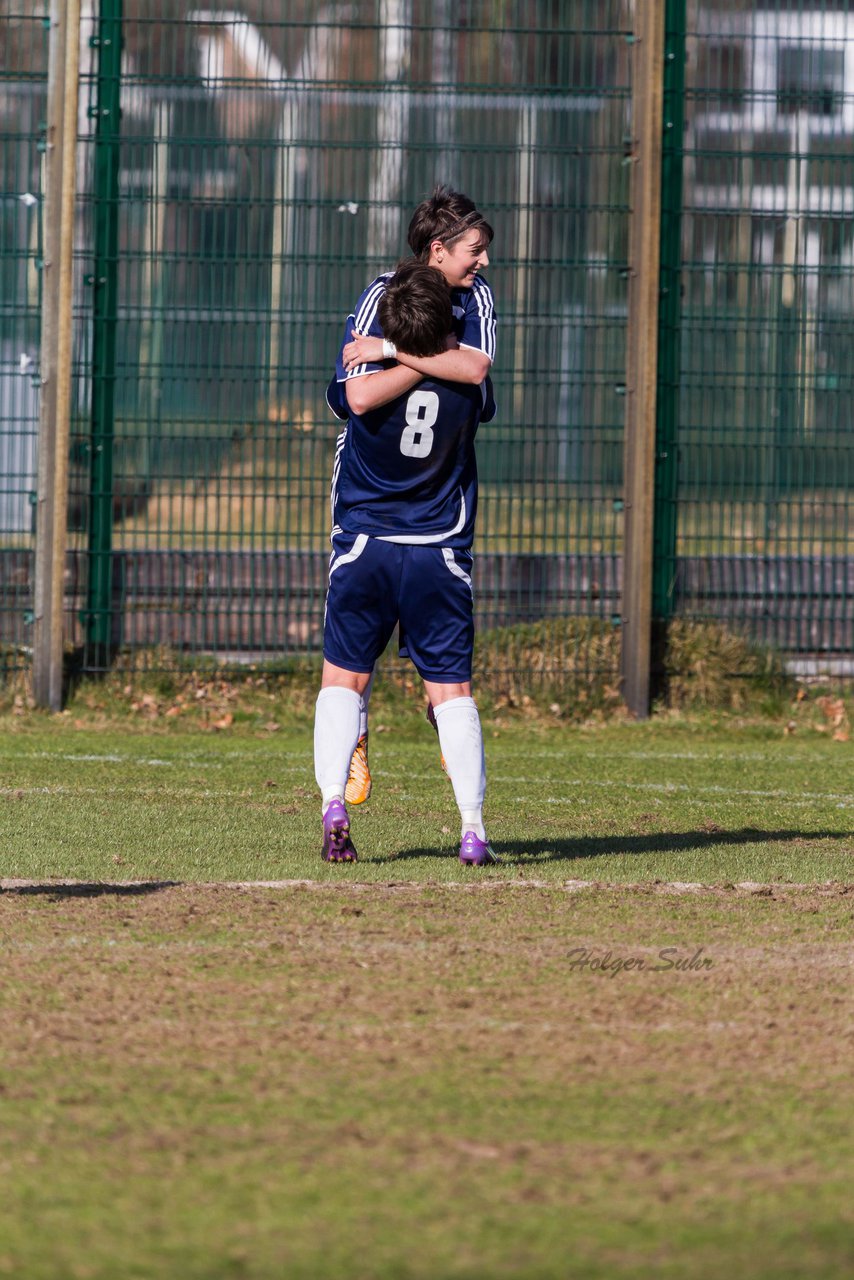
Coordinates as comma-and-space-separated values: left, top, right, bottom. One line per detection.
394, 342, 490, 386
395, 273, 496, 384
345, 363, 423, 416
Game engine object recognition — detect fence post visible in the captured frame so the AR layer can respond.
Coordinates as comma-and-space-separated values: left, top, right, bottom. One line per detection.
621, 0, 666, 718
85, 0, 123, 666
33, 0, 81, 710
651, 0, 687, 622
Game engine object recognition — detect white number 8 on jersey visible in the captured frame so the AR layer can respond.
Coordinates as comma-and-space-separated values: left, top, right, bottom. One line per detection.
399, 389, 439, 458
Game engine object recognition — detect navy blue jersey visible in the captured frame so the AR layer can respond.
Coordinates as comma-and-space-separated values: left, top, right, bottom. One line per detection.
325, 272, 497, 548
325, 373, 496, 548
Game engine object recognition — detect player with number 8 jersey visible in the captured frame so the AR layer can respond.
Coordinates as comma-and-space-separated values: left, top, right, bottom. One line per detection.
314, 187, 499, 868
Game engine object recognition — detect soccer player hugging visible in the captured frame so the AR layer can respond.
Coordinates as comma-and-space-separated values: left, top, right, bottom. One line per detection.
315, 186, 499, 866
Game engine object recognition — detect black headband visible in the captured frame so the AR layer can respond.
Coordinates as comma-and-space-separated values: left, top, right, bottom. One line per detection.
434, 208, 487, 243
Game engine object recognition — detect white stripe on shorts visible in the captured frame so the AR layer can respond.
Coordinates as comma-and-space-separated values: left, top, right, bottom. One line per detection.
329, 533, 369, 579
324, 534, 370, 629
442, 547, 472, 593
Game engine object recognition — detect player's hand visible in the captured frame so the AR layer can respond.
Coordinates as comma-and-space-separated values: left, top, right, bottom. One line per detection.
343, 330, 386, 370
444, 334, 460, 351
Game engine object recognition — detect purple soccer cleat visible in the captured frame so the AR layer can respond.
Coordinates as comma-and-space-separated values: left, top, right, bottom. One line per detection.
321, 798, 358, 863
459, 832, 499, 867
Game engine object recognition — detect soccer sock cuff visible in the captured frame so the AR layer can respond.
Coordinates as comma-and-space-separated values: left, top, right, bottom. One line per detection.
431, 696, 487, 838
314, 685, 362, 809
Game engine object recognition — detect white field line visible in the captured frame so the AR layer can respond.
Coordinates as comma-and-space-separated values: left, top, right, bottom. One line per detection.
1, 778, 850, 808
0, 749, 308, 765
1, 748, 849, 797
2, 877, 852, 894
0, 752, 296, 771
539, 780, 854, 805
2, 777, 852, 806
1, 746, 851, 807
2, 746, 842, 770
0, 778, 850, 808
0, 785, 253, 799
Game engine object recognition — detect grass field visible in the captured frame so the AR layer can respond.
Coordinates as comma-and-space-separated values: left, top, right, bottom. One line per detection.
0, 707, 851, 884
1, 701, 852, 1278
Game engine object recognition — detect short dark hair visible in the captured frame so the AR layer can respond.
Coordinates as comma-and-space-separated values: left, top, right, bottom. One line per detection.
377, 258, 452, 357
407, 184, 494, 261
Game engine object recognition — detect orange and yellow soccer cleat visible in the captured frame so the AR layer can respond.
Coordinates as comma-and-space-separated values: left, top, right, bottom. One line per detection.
345, 732, 372, 805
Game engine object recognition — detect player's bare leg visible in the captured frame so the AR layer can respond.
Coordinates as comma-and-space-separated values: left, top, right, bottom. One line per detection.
345, 672, 373, 805
425, 702, 448, 774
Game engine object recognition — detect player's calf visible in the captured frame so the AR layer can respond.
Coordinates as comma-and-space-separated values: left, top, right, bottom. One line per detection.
426, 703, 447, 774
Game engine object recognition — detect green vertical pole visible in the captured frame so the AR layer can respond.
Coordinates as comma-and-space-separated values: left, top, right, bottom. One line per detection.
651, 0, 686, 619
86, 0, 123, 663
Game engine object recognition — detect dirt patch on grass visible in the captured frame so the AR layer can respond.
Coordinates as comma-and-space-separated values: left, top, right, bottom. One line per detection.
1, 881, 851, 1080
0, 885, 852, 1279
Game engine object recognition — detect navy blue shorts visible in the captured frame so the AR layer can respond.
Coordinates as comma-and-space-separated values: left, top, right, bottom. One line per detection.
323, 533, 474, 683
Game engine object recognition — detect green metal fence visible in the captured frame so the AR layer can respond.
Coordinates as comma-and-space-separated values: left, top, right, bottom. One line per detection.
1, 1, 852, 692
0, 3, 45, 668
656, 0, 854, 663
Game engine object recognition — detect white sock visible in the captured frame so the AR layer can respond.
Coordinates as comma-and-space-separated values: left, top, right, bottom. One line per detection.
314, 686, 362, 810
432, 696, 487, 840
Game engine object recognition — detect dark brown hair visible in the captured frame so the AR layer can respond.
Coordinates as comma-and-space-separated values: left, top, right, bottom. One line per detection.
406, 184, 494, 261
377, 258, 453, 357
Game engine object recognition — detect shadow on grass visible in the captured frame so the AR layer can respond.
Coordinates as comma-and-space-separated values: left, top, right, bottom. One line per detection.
1, 880, 181, 898
378, 828, 853, 865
